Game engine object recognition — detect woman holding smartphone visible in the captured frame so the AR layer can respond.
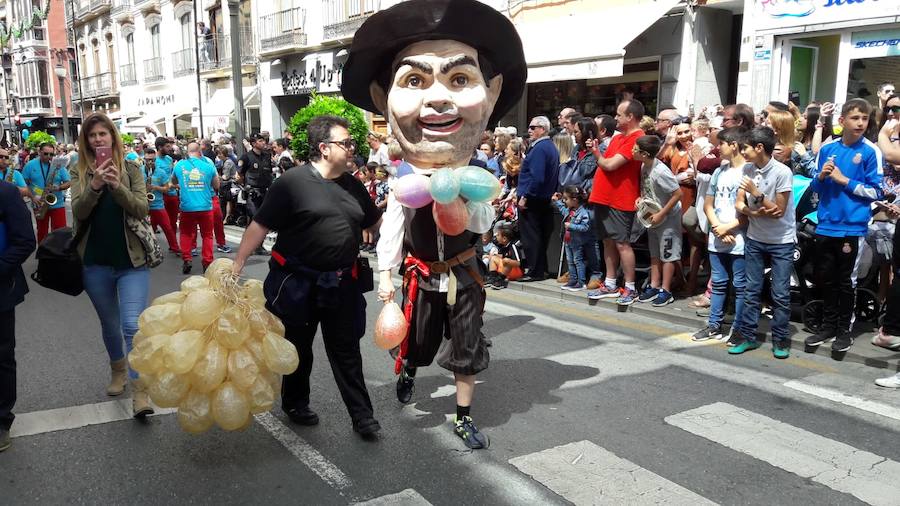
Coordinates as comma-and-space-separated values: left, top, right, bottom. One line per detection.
70, 113, 154, 418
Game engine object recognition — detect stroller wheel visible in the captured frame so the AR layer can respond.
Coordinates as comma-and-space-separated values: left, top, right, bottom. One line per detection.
802, 300, 824, 334
854, 288, 880, 323
236, 215, 249, 228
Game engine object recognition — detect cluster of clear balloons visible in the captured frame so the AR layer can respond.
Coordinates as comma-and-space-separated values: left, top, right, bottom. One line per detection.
129, 258, 299, 433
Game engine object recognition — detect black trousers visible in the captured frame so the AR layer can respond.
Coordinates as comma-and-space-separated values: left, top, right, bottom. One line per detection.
0, 309, 15, 431
281, 282, 373, 423
883, 222, 900, 336
520, 197, 554, 277
815, 235, 861, 333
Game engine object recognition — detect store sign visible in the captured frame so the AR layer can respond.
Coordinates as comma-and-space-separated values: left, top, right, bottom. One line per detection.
754, 0, 900, 30
136, 94, 176, 108
850, 29, 900, 58
280, 51, 344, 96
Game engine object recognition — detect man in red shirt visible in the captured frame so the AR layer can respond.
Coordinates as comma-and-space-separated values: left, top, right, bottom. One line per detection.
586, 100, 646, 305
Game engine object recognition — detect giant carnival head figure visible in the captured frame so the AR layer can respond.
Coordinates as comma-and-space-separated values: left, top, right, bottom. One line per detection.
341, 0, 526, 169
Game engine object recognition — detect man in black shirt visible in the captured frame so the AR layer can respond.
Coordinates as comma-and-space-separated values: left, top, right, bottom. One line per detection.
232, 115, 383, 439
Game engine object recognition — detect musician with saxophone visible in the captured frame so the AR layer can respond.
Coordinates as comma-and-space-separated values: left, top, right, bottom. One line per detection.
22, 142, 71, 243
0, 148, 30, 198
144, 147, 179, 254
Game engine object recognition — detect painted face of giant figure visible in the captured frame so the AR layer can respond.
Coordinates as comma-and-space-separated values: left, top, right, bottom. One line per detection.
369, 40, 503, 169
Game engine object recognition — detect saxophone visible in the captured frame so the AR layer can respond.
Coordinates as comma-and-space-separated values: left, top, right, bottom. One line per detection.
34, 157, 65, 220
4, 167, 13, 183
146, 166, 155, 202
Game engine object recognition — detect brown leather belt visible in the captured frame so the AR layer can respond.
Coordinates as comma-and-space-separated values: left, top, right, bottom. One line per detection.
423, 249, 484, 288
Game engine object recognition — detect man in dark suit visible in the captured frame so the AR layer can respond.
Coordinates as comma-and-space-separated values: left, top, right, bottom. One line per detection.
0, 180, 36, 451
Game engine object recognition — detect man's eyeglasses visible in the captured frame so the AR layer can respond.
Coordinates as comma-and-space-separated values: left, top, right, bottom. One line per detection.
528, 125, 541, 130
41, 151, 54, 157
328, 139, 357, 150
0, 155, 10, 160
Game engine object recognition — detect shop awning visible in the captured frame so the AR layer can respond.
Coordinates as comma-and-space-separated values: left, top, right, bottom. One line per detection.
122, 114, 164, 133
520, 0, 682, 83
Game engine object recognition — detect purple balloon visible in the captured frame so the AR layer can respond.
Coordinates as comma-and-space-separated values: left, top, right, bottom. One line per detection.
394, 173, 433, 209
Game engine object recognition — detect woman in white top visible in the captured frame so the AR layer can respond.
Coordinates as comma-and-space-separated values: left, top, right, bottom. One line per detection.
366, 132, 390, 166
272, 138, 294, 177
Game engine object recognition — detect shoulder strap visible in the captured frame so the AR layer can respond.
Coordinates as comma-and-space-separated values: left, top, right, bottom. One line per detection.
71, 189, 105, 248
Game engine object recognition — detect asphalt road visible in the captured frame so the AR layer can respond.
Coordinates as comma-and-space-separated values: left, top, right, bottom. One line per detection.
2, 230, 899, 505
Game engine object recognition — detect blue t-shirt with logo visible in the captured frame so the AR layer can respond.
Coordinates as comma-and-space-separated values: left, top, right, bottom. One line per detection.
2, 168, 26, 189
174, 157, 216, 212
22, 158, 71, 209
148, 165, 168, 211
156, 155, 177, 196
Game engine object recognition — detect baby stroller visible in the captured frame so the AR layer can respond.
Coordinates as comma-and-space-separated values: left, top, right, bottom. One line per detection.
230, 184, 262, 228
791, 175, 881, 332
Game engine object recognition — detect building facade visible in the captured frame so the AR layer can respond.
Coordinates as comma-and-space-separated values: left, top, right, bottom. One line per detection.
4, 0, 78, 143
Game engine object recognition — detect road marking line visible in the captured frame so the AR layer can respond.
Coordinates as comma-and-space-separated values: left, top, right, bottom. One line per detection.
10, 400, 175, 438
783, 380, 900, 422
665, 402, 900, 506
509, 440, 717, 505
354, 489, 433, 506
253, 412, 352, 491
223, 232, 272, 251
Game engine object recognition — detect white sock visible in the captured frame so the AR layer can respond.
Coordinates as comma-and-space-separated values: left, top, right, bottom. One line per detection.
625, 282, 636, 291
604, 278, 617, 289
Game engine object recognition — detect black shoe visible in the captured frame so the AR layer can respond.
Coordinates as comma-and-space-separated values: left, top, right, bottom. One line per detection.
353, 417, 381, 439
284, 406, 320, 426
832, 333, 854, 352
726, 328, 745, 347
483, 272, 498, 288
484, 337, 493, 347
396, 370, 415, 404
805, 328, 837, 348
182, 261, 192, 274
518, 273, 546, 283
454, 416, 489, 449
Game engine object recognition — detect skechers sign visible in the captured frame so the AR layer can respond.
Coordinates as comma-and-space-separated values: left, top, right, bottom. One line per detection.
850, 29, 900, 58
756, 0, 899, 30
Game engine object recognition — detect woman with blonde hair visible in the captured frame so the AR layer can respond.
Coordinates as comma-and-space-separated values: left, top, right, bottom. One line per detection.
70, 113, 154, 418
767, 109, 816, 176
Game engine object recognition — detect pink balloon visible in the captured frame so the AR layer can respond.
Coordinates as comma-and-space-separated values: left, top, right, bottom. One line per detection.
394, 174, 433, 209
432, 198, 469, 236
374, 302, 408, 350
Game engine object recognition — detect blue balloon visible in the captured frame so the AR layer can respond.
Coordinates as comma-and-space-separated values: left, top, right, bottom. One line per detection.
429, 168, 460, 204
458, 166, 501, 202
24, 120, 32, 128
21, 129, 29, 139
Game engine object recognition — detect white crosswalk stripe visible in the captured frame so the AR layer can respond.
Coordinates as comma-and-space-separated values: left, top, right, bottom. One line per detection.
665, 402, 900, 506
354, 489, 432, 506
509, 440, 718, 505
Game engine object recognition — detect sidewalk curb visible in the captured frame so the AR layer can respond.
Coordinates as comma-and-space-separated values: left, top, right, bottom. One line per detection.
503, 277, 898, 371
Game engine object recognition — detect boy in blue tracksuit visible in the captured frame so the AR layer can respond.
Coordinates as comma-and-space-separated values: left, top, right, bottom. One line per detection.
806, 98, 883, 353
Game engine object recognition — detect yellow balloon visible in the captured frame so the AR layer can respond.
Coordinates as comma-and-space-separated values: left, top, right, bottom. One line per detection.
211, 382, 250, 431
165, 330, 206, 374
138, 303, 182, 337
177, 389, 214, 434
189, 340, 228, 393
148, 371, 190, 408
152, 291, 187, 307
262, 332, 299, 375
227, 347, 260, 391
247, 375, 275, 414
215, 306, 250, 350
181, 289, 225, 330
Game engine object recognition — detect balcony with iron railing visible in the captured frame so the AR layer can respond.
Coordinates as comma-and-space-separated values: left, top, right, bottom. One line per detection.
82, 72, 115, 98
200, 30, 256, 73
172, 48, 196, 78
134, 0, 159, 11
322, 0, 381, 41
90, 0, 113, 14
120, 63, 138, 86
74, 0, 91, 20
143, 56, 165, 83
111, 0, 132, 18
259, 7, 307, 55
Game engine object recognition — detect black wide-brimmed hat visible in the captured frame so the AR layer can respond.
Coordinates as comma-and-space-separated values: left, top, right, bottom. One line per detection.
341, 0, 526, 126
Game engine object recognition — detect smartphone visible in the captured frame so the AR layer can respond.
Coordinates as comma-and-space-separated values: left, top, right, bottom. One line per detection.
95, 146, 112, 167
874, 200, 892, 210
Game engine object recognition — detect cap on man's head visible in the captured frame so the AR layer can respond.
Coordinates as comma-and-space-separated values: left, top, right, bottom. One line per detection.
341, 0, 526, 126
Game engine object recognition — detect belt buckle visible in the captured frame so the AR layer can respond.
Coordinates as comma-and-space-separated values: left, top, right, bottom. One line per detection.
430, 261, 449, 274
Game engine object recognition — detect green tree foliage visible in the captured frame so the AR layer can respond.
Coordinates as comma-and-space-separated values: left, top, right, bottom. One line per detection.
25, 131, 56, 150
287, 94, 370, 162
121, 133, 135, 146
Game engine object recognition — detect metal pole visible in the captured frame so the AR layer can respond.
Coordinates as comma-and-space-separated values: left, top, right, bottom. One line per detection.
58, 75, 69, 144
2, 64, 13, 145
228, 0, 245, 157
192, 0, 205, 138
68, 0, 85, 120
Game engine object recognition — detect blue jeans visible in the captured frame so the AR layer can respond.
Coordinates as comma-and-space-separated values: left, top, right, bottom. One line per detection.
83, 265, 150, 379
708, 252, 746, 330
565, 236, 601, 285
738, 239, 793, 343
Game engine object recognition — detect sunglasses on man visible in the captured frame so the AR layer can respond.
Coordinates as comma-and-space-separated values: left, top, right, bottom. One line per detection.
328, 139, 357, 150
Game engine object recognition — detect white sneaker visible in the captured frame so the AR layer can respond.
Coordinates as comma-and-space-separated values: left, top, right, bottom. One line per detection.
875, 373, 900, 388
872, 329, 900, 350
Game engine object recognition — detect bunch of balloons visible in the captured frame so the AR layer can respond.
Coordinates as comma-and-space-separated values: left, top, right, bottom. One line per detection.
394, 166, 501, 236
129, 258, 299, 434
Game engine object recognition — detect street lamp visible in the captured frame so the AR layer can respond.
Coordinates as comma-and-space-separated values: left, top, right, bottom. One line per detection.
54, 65, 69, 145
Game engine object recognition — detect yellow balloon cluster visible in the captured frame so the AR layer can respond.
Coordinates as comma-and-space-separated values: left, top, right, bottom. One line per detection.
129, 258, 299, 434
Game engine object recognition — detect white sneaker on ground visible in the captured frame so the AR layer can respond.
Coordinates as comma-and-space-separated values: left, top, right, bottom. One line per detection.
872, 329, 900, 350
875, 373, 900, 388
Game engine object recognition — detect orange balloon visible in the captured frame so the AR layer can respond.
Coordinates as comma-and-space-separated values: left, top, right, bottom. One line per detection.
374, 302, 408, 350
432, 198, 469, 236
